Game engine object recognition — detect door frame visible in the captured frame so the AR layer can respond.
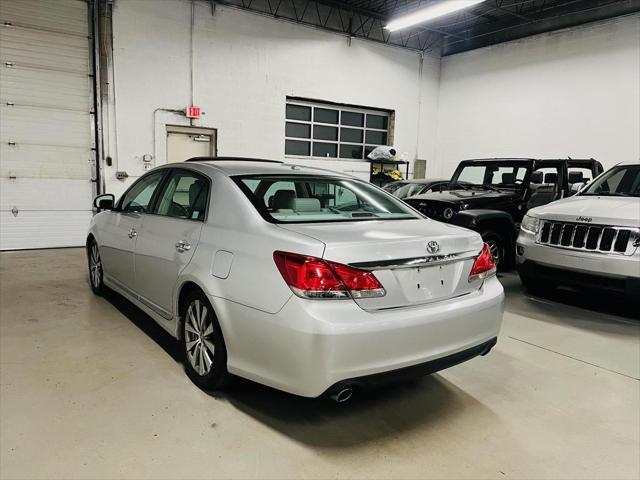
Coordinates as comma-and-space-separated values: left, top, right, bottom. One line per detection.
166, 125, 217, 161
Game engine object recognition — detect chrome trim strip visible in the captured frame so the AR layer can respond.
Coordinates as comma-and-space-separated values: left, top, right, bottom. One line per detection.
350, 252, 478, 271
106, 275, 173, 320
138, 295, 173, 320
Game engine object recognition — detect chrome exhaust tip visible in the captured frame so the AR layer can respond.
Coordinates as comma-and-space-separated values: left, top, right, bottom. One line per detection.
330, 387, 354, 403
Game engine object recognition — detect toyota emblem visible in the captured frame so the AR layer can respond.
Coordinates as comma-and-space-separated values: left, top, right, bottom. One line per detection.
427, 241, 440, 254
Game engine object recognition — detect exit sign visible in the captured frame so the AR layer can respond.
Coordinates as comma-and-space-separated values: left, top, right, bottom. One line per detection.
186, 106, 201, 119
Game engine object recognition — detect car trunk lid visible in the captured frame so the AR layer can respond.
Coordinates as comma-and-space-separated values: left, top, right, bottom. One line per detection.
278, 219, 484, 310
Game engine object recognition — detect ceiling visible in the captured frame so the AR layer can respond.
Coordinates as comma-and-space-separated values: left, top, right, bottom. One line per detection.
215, 0, 640, 54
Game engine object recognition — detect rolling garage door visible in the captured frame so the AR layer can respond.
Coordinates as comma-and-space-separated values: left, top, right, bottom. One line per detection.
0, 0, 94, 250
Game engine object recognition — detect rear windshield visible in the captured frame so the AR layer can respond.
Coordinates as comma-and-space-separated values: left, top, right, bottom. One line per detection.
234, 175, 421, 223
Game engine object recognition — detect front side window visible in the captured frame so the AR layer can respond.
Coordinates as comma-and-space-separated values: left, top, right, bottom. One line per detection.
153, 170, 209, 220
451, 162, 529, 190
285, 99, 392, 160
581, 165, 640, 197
235, 175, 420, 223
120, 171, 165, 213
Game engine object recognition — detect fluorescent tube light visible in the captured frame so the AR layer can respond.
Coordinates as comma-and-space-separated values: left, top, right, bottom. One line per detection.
385, 0, 486, 32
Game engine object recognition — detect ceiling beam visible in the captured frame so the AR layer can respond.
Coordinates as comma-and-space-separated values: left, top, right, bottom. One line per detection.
442, 0, 640, 55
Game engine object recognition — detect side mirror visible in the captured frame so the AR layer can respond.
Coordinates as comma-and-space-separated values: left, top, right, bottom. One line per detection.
570, 182, 586, 195
93, 193, 115, 211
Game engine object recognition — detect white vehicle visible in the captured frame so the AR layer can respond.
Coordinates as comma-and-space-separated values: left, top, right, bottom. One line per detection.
87, 158, 504, 400
517, 161, 640, 301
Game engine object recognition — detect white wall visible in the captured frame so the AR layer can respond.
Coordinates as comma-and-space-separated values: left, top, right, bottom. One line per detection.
107, 0, 440, 196
432, 14, 640, 178
107, 2, 639, 195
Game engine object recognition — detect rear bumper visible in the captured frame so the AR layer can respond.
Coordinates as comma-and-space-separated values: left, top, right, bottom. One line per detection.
212, 276, 504, 398
325, 337, 497, 395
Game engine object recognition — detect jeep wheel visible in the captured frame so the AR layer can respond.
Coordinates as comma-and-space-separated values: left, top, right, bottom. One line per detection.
481, 230, 505, 271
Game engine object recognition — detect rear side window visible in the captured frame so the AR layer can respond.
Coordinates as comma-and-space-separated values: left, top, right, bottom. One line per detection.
234, 174, 420, 223
153, 170, 209, 221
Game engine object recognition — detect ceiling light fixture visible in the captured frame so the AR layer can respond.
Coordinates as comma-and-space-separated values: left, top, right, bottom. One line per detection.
385, 0, 486, 32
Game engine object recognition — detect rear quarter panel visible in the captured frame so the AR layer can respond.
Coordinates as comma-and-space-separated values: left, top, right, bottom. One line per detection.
176, 171, 325, 315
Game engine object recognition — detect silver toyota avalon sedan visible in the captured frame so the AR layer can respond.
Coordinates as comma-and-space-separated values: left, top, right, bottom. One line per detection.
88, 158, 504, 401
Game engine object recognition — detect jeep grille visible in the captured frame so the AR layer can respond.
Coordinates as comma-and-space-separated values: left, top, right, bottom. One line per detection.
536, 221, 639, 255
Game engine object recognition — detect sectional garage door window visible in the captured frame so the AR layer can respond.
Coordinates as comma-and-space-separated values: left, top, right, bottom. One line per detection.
285, 98, 392, 161
0, 0, 94, 250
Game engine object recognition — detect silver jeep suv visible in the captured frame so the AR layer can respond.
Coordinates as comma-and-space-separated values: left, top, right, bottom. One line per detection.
516, 161, 640, 301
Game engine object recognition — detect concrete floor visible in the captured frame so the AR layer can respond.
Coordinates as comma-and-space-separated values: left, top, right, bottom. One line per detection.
0, 248, 638, 479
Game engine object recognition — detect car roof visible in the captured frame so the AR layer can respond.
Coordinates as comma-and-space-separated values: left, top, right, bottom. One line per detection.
177, 157, 355, 177
396, 178, 448, 184
460, 158, 535, 163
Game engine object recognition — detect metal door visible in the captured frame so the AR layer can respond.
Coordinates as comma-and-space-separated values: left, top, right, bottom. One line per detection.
166, 126, 216, 163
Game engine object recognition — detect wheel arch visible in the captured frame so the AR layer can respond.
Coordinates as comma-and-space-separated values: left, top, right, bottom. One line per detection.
454, 210, 517, 269
175, 280, 211, 340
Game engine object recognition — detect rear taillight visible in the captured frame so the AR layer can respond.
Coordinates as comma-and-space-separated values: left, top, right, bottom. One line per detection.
273, 251, 386, 300
468, 243, 497, 282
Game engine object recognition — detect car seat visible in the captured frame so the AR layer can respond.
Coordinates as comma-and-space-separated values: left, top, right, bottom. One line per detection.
189, 179, 208, 221
271, 190, 296, 210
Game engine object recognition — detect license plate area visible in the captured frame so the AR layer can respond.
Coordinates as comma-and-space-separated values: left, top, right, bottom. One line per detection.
393, 263, 460, 302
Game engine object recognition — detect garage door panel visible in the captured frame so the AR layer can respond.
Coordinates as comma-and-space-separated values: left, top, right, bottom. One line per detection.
0, 145, 90, 180
0, 0, 88, 36
0, 210, 92, 250
0, 178, 93, 212
0, 66, 89, 111
0, 27, 88, 73
0, 0, 92, 249
0, 106, 90, 147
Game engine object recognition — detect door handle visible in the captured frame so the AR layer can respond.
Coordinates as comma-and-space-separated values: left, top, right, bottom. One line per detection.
175, 240, 191, 253
128, 228, 137, 239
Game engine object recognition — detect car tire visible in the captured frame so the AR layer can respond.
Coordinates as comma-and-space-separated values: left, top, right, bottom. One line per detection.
480, 230, 506, 271
88, 238, 107, 296
181, 290, 230, 391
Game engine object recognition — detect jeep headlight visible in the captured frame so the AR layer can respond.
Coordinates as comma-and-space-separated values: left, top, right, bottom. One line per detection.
521, 214, 540, 234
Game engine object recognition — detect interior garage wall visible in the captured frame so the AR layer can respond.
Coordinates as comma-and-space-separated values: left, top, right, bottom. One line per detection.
432, 14, 640, 177
107, 0, 440, 197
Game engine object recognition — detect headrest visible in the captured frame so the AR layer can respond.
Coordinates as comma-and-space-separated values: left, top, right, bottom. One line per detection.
544, 172, 558, 183
272, 190, 296, 210
568, 171, 584, 183
501, 173, 517, 184
530, 171, 543, 184
294, 198, 321, 212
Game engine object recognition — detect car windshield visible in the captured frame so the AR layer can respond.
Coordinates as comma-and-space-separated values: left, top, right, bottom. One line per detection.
451, 162, 528, 190
580, 165, 640, 197
382, 182, 405, 193
394, 183, 429, 199
235, 175, 421, 223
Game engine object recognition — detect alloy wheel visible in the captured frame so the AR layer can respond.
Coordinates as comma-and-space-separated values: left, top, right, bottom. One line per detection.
89, 243, 102, 288
184, 299, 216, 376
486, 239, 501, 266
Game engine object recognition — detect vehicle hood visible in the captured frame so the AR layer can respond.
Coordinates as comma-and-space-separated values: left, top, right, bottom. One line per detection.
277, 218, 482, 264
530, 195, 640, 227
407, 189, 519, 206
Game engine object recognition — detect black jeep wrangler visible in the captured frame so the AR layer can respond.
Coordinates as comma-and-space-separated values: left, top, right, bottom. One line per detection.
404, 158, 604, 270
